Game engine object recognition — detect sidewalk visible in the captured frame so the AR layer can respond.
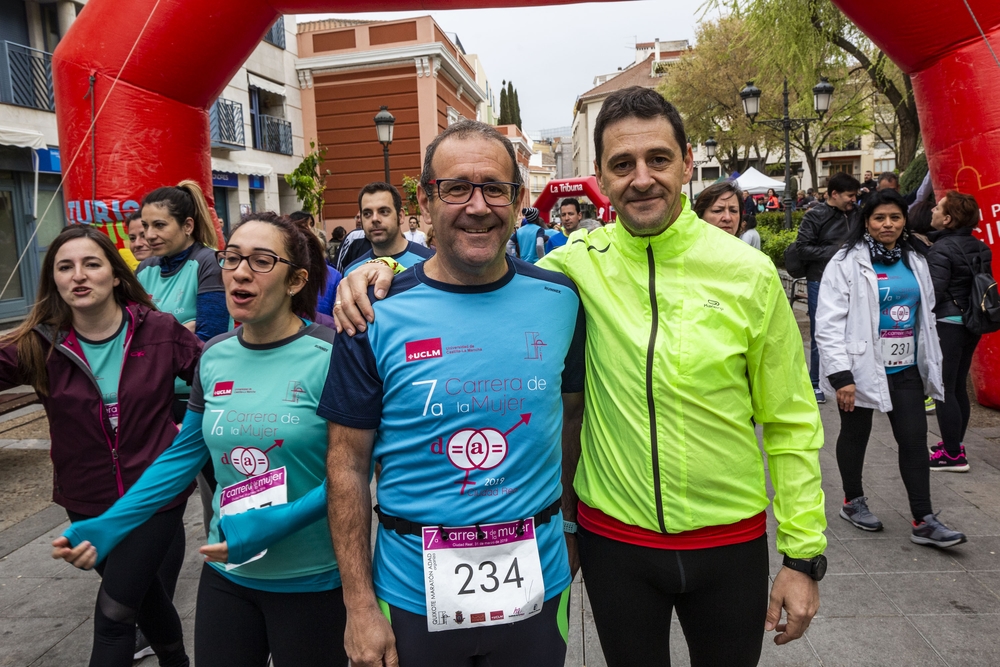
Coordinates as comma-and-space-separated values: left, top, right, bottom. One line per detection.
3, 336, 1000, 664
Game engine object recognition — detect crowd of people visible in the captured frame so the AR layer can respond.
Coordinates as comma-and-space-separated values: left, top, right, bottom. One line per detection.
0, 83, 990, 667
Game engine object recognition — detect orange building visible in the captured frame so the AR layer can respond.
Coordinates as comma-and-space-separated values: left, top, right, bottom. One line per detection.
296, 17, 485, 231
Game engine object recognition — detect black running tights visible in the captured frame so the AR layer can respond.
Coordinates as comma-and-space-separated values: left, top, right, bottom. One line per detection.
935, 323, 980, 455
67, 502, 189, 667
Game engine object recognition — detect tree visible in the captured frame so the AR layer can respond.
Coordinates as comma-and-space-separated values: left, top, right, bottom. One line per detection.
716, 0, 921, 170
499, 82, 510, 125
512, 87, 522, 129
283, 141, 329, 217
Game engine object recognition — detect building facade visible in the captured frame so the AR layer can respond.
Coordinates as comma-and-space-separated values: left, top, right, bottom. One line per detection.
295, 16, 486, 231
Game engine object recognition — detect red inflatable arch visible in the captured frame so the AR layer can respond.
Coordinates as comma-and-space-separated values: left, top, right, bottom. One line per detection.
830, 0, 1000, 407
50, 0, 608, 249
532, 176, 613, 223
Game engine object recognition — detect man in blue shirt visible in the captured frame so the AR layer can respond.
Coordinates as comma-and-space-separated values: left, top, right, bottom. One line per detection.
320, 120, 585, 667
546, 198, 583, 252
514, 206, 548, 263
344, 182, 433, 275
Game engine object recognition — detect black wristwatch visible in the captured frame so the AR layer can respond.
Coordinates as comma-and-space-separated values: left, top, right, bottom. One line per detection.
782, 554, 827, 581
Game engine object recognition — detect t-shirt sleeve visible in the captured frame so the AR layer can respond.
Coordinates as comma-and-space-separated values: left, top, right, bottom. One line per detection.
561, 300, 586, 394
194, 246, 225, 294
317, 324, 383, 429
186, 360, 206, 413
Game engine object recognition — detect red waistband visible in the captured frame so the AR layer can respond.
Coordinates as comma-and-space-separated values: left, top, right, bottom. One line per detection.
577, 502, 767, 551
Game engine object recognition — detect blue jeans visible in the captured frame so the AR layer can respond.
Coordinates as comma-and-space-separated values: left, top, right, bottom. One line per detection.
807, 280, 821, 390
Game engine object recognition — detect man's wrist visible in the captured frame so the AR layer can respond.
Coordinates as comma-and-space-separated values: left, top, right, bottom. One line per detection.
782, 554, 827, 581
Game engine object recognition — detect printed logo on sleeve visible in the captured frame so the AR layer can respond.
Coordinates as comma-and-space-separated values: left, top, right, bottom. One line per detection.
213, 381, 234, 397
405, 337, 443, 363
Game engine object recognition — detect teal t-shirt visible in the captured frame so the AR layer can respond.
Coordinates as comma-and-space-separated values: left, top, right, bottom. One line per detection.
876, 259, 920, 374
343, 240, 434, 275
187, 323, 339, 587
78, 315, 128, 432
137, 243, 224, 394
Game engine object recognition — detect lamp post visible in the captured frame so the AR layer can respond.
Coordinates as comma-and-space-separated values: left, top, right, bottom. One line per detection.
740, 77, 834, 229
374, 105, 395, 183
688, 136, 718, 200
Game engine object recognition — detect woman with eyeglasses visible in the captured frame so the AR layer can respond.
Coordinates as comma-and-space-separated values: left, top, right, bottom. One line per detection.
0, 225, 202, 667
55, 212, 348, 666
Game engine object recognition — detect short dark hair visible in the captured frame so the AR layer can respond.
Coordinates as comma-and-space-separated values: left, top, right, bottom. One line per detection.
907, 199, 934, 235
828, 172, 861, 196
559, 198, 580, 214
942, 190, 981, 229
288, 210, 316, 227
357, 182, 402, 217
594, 86, 686, 167
420, 120, 522, 196
877, 171, 899, 186
692, 180, 744, 222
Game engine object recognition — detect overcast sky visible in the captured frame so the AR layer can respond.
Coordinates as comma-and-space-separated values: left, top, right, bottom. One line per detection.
295, 1, 713, 137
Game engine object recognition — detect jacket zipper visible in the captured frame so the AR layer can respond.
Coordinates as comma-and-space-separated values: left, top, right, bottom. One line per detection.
645, 245, 667, 533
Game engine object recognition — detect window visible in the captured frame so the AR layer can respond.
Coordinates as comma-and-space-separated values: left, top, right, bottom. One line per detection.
700, 166, 720, 182
828, 161, 854, 176
874, 158, 896, 173
447, 106, 459, 126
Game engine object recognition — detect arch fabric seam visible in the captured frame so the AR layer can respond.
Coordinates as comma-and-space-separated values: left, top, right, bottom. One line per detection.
962, 0, 1000, 70
0, 0, 165, 300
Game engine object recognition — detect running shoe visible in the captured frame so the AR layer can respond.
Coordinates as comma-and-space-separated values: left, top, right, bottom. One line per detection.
134, 627, 155, 660
929, 442, 966, 456
924, 397, 936, 414
814, 389, 826, 404
911, 513, 967, 548
929, 447, 970, 472
840, 496, 883, 531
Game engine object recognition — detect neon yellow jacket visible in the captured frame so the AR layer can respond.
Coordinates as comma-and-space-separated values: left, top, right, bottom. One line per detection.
539, 201, 827, 558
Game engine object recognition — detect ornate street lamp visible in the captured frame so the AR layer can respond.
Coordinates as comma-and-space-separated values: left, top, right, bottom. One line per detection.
689, 136, 719, 200
740, 77, 835, 229
374, 105, 395, 183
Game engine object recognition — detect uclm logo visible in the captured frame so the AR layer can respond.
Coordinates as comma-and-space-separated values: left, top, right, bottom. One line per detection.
405, 338, 443, 363
213, 381, 234, 397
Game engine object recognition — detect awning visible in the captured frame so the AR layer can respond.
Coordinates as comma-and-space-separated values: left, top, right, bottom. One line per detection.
210, 157, 273, 176
247, 72, 285, 96
0, 126, 45, 149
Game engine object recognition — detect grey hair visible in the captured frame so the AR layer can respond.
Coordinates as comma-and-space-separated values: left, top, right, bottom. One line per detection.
420, 120, 523, 195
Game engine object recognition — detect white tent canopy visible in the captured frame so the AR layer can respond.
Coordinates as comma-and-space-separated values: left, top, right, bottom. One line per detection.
734, 167, 786, 195
0, 126, 45, 149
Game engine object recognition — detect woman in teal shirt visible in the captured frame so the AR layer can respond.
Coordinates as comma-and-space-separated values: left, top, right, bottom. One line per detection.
56, 213, 346, 666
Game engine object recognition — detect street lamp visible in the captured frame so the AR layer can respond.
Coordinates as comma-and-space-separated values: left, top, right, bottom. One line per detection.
688, 136, 718, 200
374, 105, 395, 183
740, 77, 834, 229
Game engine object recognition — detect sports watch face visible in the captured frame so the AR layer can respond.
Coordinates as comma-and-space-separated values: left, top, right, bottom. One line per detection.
811, 554, 828, 581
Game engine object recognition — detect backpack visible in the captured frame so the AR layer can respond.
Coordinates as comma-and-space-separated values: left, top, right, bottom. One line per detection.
953, 252, 1000, 335
784, 242, 807, 279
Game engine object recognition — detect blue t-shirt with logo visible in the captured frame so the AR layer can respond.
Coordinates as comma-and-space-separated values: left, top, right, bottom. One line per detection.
78, 316, 128, 431
344, 240, 434, 275
545, 232, 568, 253
318, 257, 586, 615
515, 223, 548, 264
876, 259, 921, 374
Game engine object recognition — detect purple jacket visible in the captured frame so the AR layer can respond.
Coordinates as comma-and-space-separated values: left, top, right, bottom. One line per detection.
0, 303, 202, 515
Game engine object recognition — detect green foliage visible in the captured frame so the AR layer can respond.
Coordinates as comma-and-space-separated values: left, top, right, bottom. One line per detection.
498, 81, 522, 129
512, 88, 522, 128
900, 152, 928, 195
283, 141, 329, 217
755, 211, 804, 233
401, 174, 421, 216
499, 85, 509, 125
759, 227, 799, 268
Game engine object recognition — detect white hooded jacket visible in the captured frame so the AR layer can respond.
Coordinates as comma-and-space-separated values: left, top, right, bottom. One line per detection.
816, 242, 944, 412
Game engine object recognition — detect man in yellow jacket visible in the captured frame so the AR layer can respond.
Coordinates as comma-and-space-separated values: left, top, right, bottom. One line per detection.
332, 86, 826, 666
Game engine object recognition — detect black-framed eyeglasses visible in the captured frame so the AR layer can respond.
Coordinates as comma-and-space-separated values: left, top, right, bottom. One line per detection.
216, 250, 299, 274
428, 179, 520, 206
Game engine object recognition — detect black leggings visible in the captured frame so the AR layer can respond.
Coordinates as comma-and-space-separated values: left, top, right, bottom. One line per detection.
382, 588, 569, 667
194, 563, 348, 667
935, 322, 980, 455
577, 529, 768, 667
836, 365, 933, 521
67, 502, 189, 667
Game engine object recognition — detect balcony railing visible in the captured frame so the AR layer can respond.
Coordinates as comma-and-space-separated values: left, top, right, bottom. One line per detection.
264, 17, 286, 49
210, 98, 245, 150
255, 114, 292, 155
819, 141, 862, 153
1, 42, 54, 111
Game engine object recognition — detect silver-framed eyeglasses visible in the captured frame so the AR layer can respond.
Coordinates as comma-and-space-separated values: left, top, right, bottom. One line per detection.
428, 179, 520, 206
216, 250, 299, 274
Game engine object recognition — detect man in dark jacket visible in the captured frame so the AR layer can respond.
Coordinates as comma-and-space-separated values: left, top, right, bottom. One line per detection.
794, 172, 861, 403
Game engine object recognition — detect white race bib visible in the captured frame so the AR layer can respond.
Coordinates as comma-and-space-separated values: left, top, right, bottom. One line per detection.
422, 518, 545, 632
218, 467, 288, 570
880, 328, 915, 368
